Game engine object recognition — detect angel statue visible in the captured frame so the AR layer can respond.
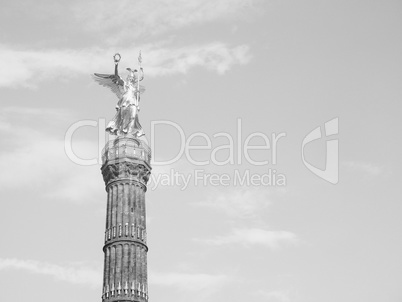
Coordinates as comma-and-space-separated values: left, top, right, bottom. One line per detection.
93, 53, 146, 137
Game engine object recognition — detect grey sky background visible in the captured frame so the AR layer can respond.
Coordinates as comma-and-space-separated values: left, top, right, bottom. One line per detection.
0, 1, 401, 302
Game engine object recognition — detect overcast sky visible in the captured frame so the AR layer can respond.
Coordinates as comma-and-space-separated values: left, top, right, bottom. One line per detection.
0, 1, 401, 302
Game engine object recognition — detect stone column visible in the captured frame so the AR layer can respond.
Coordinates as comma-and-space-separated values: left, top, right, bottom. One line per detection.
101, 137, 151, 302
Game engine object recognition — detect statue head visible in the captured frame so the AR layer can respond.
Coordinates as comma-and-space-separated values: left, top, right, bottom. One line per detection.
126, 68, 138, 84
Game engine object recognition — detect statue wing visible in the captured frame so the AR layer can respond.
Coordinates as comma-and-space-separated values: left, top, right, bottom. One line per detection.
92, 73, 125, 99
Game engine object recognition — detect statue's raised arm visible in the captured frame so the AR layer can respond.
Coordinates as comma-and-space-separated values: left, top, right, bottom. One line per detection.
92, 53, 126, 99
114, 53, 120, 77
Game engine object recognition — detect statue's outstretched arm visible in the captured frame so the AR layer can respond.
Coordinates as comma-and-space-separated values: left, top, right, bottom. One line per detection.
113, 53, 121, 77
115, 62, 119, 77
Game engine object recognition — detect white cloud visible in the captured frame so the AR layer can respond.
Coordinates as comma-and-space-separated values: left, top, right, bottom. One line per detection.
193, 188, 274, 220
145, 43, 251, 75
342, 161, 383, 177
196, 228, 298, 249
0, 258, 101, 288
2, 107, 72, 121
0, 107, 104, 204
0, 137, 104, 204
0, 42, 250, 88
73, 0, 259, 41
149, 271, 230, 292
256, 289, 291, 302
193, 189, 297, 250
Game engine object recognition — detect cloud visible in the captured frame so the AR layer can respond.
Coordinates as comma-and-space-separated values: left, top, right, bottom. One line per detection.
0, 42, 251, 88
0, 258, 229, 294
0, 106, 105, 204
0, 260, 229, 295
256, 289, 291, 302
149, 271, 230, 292
193, 189, 297, 250
0, 258, 101, 287
193, 188, 274, 220
2, 106, 72, 121
195, 228, 298, 249
73, 0, 259, 41
0, 137, 104, 204
342, 161, 383, 177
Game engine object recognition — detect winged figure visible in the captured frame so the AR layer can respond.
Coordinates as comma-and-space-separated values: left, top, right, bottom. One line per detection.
93, 53, 145, 137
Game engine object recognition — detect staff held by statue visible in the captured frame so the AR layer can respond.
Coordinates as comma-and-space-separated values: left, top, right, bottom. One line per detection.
137, 51, 142, 105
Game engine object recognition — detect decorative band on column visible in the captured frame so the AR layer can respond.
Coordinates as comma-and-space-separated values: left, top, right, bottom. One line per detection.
103, 240, 148, 252
101, 161, 151, 188
105, 226, 147, 243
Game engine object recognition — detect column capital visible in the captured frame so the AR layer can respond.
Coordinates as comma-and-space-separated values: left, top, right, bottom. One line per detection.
101, 137, 152, 187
